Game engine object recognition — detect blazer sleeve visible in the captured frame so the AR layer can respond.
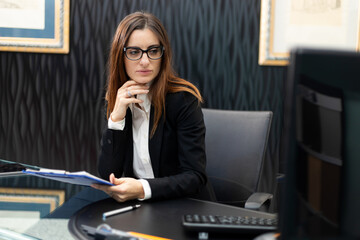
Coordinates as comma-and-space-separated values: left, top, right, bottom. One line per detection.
147, 91, 208, 200
97, 108, 133, 180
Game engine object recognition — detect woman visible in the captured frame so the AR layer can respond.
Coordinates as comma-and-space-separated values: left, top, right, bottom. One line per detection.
92, 11, 215, 202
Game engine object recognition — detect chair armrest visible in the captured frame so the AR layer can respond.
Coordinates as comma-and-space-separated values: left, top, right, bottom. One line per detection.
244, 192, 273, 211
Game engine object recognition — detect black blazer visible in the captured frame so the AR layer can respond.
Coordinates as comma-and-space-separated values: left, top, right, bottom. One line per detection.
98, 91, 215, 201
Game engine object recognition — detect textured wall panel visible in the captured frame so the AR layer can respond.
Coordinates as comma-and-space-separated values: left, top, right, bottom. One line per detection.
0, 0, 286, 196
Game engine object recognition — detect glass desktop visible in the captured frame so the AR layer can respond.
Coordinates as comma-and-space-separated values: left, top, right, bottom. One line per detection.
0, 158, 86, 239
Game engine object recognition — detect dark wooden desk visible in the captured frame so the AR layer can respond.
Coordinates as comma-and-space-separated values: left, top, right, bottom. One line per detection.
68, 197, 277, 240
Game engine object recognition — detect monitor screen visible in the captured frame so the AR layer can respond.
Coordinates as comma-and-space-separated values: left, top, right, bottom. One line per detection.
280, 48, 360, 239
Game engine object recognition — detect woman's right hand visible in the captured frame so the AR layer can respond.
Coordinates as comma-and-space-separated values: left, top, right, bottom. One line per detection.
91, 174, 145, 202
110, 80, 149, 122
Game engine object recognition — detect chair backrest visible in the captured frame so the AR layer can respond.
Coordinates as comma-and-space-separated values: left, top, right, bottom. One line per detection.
202, 108, 273, 206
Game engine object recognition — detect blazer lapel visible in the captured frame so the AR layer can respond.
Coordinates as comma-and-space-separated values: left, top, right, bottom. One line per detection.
149, 106, 163, 177
124, 108, 135, 177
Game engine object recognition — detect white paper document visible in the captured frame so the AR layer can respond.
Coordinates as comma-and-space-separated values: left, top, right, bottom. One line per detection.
22, 169, 114, 186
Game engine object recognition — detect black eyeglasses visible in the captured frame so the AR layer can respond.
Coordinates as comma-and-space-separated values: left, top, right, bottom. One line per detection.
123, 46, 164, 61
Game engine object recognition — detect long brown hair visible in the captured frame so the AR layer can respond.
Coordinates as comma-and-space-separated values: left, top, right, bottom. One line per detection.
106, 11, 202, 137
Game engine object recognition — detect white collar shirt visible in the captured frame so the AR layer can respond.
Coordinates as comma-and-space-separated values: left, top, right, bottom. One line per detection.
129, 94, 154, 179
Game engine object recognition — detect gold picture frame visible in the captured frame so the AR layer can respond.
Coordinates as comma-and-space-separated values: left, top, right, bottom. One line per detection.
258, 0, 360, 66
0, 188, 65, 217
0, 0, 70, 54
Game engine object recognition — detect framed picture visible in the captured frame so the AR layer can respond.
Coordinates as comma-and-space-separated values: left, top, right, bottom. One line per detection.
258, 0, 360, 66
0, 188, 65, 217
0, 0, 70, 54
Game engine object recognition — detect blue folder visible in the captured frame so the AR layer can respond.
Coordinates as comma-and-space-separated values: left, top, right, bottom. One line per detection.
22, 169, 114, 186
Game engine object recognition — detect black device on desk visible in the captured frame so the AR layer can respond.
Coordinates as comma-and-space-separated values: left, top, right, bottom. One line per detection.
280, 48, 360, 239
182, 214, 277, 234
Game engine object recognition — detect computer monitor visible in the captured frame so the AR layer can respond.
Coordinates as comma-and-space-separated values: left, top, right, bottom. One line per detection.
280, 48, 360, 239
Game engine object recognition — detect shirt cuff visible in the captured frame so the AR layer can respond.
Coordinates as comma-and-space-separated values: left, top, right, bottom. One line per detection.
138, 179, 152, 201
108, 115, 125, 130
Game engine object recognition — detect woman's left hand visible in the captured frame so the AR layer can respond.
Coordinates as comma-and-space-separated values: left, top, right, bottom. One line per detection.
92, 173, 145, 202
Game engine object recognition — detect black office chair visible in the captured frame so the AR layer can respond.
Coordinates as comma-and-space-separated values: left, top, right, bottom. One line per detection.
203, 108, 273, 211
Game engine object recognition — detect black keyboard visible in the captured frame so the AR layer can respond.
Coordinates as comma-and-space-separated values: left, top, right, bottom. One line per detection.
182, 214, 277, 234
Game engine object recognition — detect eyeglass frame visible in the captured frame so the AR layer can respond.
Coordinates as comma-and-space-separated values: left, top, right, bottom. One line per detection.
123, 46, 165, 61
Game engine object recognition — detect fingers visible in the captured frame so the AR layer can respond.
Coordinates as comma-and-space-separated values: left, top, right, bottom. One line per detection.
109, 173, 115, 183
93, 177, 144, 202
111, 81, 149, 122
122, 80, 146, 88
91, 173, 117, 198
109, 173, 125, 186
122, 80, 149, 93
110, 173, 123, 184
91, 184, 113, 198
118, 83, 149, 99
112, 177, 125, 185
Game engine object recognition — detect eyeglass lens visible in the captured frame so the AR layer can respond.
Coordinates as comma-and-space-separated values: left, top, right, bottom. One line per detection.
124, 46, 163, 60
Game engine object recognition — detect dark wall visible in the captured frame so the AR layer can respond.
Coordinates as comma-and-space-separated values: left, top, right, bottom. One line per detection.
0, 0, 286, 194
